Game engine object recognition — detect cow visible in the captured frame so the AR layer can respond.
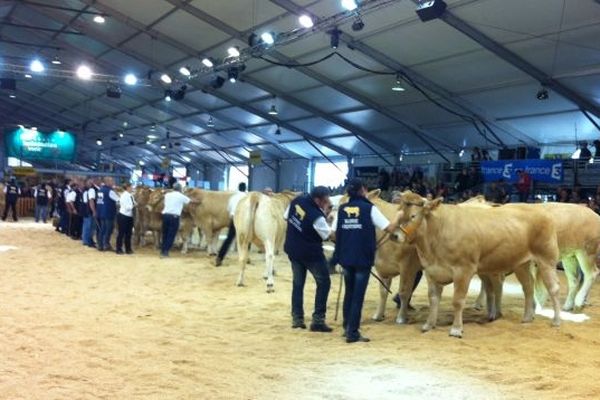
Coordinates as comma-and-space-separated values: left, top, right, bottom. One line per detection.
234, 191, 297, 292
395, 191, 562, 338
463, 197, 600, 312
186, 189, 235, 255
0, 183, 5, 215
334, 190, 423, 325
133, 186, 154, 246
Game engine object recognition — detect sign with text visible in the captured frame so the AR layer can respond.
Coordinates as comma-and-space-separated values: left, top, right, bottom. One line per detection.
4, 127, 76, 161
480, 160, 563, 183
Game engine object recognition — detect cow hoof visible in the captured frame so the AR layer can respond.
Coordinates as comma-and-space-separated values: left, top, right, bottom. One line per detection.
522, 316, 534, 323
266, 284, 274, 293
473, 303, 484, 311
421, 323, 434, 333
395, 317, 408, 325
236, 281, 245, 287
487, 312, 502, 322
551, 320, 561, 328
372, 314, 385, 322
209, 252, 217, 256
449, 328, 463, 338
573, 305, 584, 313
562, 305, 574, 312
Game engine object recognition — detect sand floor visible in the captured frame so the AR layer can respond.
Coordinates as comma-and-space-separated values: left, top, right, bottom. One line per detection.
1, 219, 600, 399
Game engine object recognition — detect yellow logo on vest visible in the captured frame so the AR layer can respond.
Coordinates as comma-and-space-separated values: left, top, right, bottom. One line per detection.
294, 204, 306, 220
344, 206, 360, 218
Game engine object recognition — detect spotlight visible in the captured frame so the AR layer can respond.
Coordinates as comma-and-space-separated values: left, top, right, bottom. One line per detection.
351, 17, 365, 31
76, 64, 93, 80
268, 105, 278, 115
93, 15, 106, 24
139, 160, 145, 166
536, 86, 549, 100
202, 58, 214, 68
275, 126, 282, 135
399, 153, 404, 162
392, 74, 405, 92
9, 93, 16, 99
160, 73, 172, 84
51, 56, 61, 65
227, 67, 240, 83
164, 90, 173, 102
30, 59, 45, 73
179, 66, 191, 76
298, 15, 314, 28
459, 149, 465, 157
227, 46, 240, 57
124, 73, 138, 86
150, 123, 156, 132
210, 76, 225, 89
329, 28, 341, 49
160, 144, 167, 150
24, 74, 32, 79
119, 132, 124, 138
123, 121, 128, 127
261, 32, 275, 45
207, 116, 215, 128
96, 138, 102, 146
341, 0, 358, 11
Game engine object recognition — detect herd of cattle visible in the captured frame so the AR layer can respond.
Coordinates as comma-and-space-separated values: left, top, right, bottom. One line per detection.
2, 182, 600, 338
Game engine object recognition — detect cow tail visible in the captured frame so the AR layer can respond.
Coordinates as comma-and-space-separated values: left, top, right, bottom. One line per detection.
245, 192, 261, 244
531, 263, 548, 308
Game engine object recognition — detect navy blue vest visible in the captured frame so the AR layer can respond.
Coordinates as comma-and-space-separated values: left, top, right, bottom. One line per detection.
36, 187, 48, 206
84, 187, 97, 218
97, 186, 117, 219
284, 195, 326, 263
74, 189, 85, 215
6, 184, 19, 202
57, 186, 68, 211
334, 197, 376, 269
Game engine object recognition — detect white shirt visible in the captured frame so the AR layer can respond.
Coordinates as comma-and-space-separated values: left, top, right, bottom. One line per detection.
87, 187, 97, 200
371, 206, 390, 230
228, 192, 247, 217
283, 206, 332, 241
119, 191, 135, 217
162, 191, 190, 216
66, 190, 76, 203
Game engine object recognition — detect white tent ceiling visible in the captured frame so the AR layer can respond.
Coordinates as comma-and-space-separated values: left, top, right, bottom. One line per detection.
0, 0, 599, 170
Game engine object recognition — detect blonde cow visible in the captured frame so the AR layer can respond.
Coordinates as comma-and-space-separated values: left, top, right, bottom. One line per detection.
234, 191, 296, 292
186, 189, 235, 255
395, 191, 562, 338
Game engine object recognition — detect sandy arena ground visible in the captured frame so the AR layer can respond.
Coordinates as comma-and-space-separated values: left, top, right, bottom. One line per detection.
1, 219, 600, 400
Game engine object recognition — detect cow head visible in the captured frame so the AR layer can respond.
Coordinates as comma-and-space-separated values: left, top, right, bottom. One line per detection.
394, 191, 442, 242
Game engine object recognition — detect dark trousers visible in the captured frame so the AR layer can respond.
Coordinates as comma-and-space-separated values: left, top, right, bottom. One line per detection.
116, 213, 134, 252
217, 220, 236, 260
99, 218, 115, 250
518, 192, 529, 202
35, 204, 48, 223
290, 258, 331, 324
2, 200, 18, 221
342, 266, 371, 341
71, 214, 82, 239
59, 209, 69, 233
161, 214, 180, 256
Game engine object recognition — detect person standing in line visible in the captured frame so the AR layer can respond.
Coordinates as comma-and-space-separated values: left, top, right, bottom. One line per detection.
34, 182, 51, 223
160, 183, 191, 258
97, 177, 120, 252
58, 179, 71, 234
48, 179, 57, 219
332, 178, 397, 343
81, 179, 97, 247
2, 178, 21, 222
215, 182, 247, 266
283, 186, 333, 332
65, 181, 82, 240
516, 170, 532, 203
116, 183, 135, 255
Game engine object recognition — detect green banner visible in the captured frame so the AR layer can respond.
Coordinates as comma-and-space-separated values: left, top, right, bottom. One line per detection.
4, 127, 77, 161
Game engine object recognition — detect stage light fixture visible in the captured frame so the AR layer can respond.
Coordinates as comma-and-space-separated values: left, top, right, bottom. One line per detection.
275, 126, 282, 135
342, 0, 358, 11
352, 17, 365, 31
30, 59, 45, 73
119, 132, 124, 138
93, 15, 106, 24
207, 116, 215, 128
24, 74, 32, 79
392, 74, 405, 92
415, 0, 447, 22
202, 58, 214, 68
150, 123, 156, 132
160, 73, 172, 84
210, 75, 225, 89
51, 56, 61, 65
172, 85, 187, 101
106, 85, 121, 98
9, 93, 16, 99
124, 73, 138, 86
96, 138, 102, 146
139, 160, 145, 166
329, 28, 341, 49
160, 144, 167, 150
227, 67, 240, 83
536, 86, 549, 100
179, 66, 191, 76
261, 32, 275, 45
76, 64, 93, 80
299, 15, 314, 28
123, 121, 128, 127
164, 90, 173, 102
227, 46, 240, 57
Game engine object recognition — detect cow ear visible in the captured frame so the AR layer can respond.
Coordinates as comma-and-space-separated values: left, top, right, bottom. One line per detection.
367, 189, 381, 200
425, 198, 443, 211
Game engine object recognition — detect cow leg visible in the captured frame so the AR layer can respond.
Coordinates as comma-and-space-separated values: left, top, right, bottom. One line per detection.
372, 276, 392, 322
478, 275, 496, 321
473, 280, 486, 311
537, 263, 562, 327
235, 236, 249, 287
561, 255, 580, 311
396, 266, 419, 325
209, 230, 220, 256
422, 275, 443, 333
449, 273, 474, 338
514, 265, 535, 323
263, 241, 275, 293
574, 250, 599, 310
492, 273, 505, 320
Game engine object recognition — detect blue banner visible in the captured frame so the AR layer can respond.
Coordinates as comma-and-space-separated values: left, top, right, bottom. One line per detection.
480, 160, 564, 183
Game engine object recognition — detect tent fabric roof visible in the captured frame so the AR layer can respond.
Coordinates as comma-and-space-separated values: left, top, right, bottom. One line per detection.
1, 0, 600, 170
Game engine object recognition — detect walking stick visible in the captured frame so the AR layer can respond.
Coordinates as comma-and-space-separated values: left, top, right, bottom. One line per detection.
334, 268, 343, 322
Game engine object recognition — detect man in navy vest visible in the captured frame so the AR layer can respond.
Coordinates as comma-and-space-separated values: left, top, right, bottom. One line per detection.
97, 177, 120, 251
284, 186, 333, 332
58, 179, 71, 234
81, 179, 98, 247
69, 182, 83, 240
332, 178, 396, 343
34, 182, 51, 223
2, 177, 21, 222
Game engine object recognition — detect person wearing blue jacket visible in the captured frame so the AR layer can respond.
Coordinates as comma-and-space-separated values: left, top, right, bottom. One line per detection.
96, 177, 120, 252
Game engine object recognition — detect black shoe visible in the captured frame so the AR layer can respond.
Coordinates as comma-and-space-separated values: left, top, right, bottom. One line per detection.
310, 323, 333, 333
126, 250, 134, 255
292, 320, 307, 329
105, 246, 113, 252
87, 244, 96, 248
215, 257, 223, 267
98, 247, 105, 252
116, 249, 124, 255
346, 335, 370, 343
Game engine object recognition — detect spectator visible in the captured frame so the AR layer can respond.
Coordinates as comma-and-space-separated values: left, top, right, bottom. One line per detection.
471, 147, 482, 162
593, 140, 600, 158
557, 187, 570, 203
579, 142, 592, 161
516, 170, 532, 202
455, 168, 470, 194
468, 166, 483, 194
481, 149, 491, 161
